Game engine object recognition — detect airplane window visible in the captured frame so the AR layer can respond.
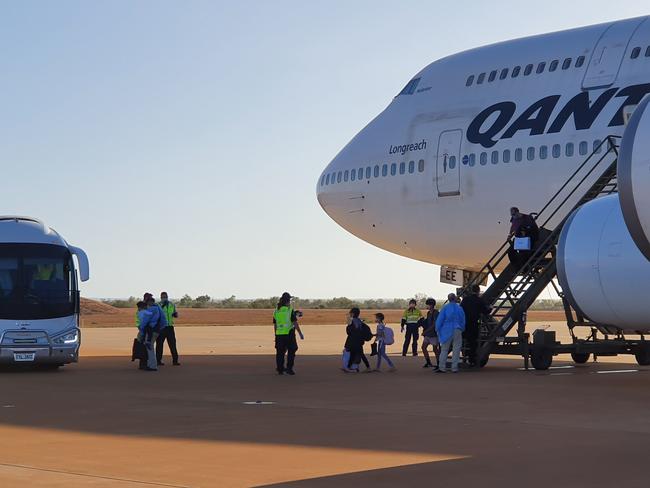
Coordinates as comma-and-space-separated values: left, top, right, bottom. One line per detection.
562, 57, 572, 70
480, 152, 487, 165
565, 143, 574, 157
382, 164, 388, 177
552, 144, 561, 158
320, 175, 325, 186
549, 60, 559, 72
466, 75, 475, 86
488, 70, 497, 82
398, 77, 421, 96
408, 160, 415, 173
399, 162, 406, 174
524, 64, 533, 76
579, 141, 588, 155
527, 147, 535, 161
631, 47, 641, 59
373, 165, 380, 178
468, 154, 476, 167
576, 56, 585, 68
646, 46, 650, 57
351, 169, 356, 181
325, 174, 330, 185
536, 62, 546, 74
449, 156, 456, 169
539, 145, 548, 159
337, 171, 342, 183
477, 72, 486, 84
499, 68, 509, 80
344, 170, 349, 182
491, 151, 499, 164
512, 66, 521, 78
503, 149, 511, 163
515, 148, 523, 162
358, 167, 364, 180
390, 163, 397, 176
593, 139, 602, 153
418, 159, 425, 172
366, 167, 371, 179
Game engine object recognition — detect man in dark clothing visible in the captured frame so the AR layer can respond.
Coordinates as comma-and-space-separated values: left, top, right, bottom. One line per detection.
507, 207, 539, 267
344, 307, 372, 372
421, 298, 440, 369
461, 285, 490, 367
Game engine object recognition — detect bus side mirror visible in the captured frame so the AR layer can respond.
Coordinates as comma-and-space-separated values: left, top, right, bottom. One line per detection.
69, 246, 90, 282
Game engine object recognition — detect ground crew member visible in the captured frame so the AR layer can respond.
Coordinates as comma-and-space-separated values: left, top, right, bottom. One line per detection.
156, 291, 180, 366
273, 292, 303, 375
401, 299, 422, 356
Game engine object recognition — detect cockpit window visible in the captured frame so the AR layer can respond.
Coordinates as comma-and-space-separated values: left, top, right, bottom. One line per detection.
398, 78, 421, 96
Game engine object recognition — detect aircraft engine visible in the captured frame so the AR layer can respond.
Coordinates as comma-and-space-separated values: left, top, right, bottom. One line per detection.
557, 194, 650, 333
618, 94, 650, 261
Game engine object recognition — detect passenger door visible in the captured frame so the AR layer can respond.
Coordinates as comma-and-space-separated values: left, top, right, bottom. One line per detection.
436, 129, 462, 197
582, 17, 646, 90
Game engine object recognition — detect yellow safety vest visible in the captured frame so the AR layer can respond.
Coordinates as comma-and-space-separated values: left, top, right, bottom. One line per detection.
403, 308, 422, 324
161, 302, 176, 327
274, 306, 294, 336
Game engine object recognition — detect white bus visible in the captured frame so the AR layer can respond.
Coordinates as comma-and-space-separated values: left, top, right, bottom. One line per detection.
0, 217, 89, 367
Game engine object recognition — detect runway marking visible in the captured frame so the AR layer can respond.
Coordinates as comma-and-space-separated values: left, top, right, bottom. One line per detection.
595, 369, 639, 374
550, 372, 574, 376
0, 463, 190, 487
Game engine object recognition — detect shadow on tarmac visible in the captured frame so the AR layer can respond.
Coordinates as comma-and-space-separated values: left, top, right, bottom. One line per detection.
0, 354, 649, 487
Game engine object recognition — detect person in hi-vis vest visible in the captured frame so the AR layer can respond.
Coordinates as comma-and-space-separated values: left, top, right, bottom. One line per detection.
156, 291, 180, 366
401, 299, 423, 356
273, 292, 304, 375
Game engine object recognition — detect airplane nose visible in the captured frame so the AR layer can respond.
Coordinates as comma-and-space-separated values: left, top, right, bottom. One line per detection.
316, 152, 368, 230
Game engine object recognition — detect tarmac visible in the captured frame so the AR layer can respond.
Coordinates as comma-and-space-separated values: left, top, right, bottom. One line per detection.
1, 324, 649, 487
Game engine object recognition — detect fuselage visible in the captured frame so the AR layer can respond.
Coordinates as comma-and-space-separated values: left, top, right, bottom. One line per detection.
317, 16, 650, 272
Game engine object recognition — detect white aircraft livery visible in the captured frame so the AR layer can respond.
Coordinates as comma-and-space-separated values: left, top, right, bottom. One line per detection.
317, 16, 650, 332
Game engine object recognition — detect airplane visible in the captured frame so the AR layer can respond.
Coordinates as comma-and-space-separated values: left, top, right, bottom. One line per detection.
317, 16, 650, 331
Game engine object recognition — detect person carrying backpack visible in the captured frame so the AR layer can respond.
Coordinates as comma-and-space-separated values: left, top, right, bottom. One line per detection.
373, 313, 396, 372
343, 307, 372, 373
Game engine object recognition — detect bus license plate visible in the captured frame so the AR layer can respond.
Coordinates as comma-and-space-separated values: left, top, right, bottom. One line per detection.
14, 352, 35, 362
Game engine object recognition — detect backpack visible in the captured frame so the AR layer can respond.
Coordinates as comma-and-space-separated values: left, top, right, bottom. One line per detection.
361, 322, 373, 342
383, 326, 395, 345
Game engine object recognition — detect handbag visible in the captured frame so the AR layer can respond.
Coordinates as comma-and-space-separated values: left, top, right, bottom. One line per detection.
131, 338, 147, 361
370, 343, 378, 356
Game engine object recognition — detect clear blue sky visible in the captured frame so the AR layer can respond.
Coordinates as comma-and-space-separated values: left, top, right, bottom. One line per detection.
1, 1, 647, 299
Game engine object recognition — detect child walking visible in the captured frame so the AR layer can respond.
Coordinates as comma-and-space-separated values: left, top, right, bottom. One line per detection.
374, 313, 396, 372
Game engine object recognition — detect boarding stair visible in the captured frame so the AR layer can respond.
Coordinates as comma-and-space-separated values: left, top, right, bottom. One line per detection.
457, 136, 621, 369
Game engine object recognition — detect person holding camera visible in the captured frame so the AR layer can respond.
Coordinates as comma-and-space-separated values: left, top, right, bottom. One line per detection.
272, 292, 304, 375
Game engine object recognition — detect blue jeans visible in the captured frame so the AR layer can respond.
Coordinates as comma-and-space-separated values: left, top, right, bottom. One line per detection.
376, 342, 394, 369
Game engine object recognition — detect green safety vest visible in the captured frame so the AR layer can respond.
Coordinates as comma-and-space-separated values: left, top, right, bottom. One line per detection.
161, 302, 176, 327
274, 306, 294, 336
403, 308, 422, 324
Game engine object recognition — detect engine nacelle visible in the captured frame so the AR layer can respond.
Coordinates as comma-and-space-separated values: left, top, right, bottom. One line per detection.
619, 94, 650, 261
557, 194, 650, 333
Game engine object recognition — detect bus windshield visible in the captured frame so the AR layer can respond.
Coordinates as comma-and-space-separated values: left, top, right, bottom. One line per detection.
0, 244, 77, 320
